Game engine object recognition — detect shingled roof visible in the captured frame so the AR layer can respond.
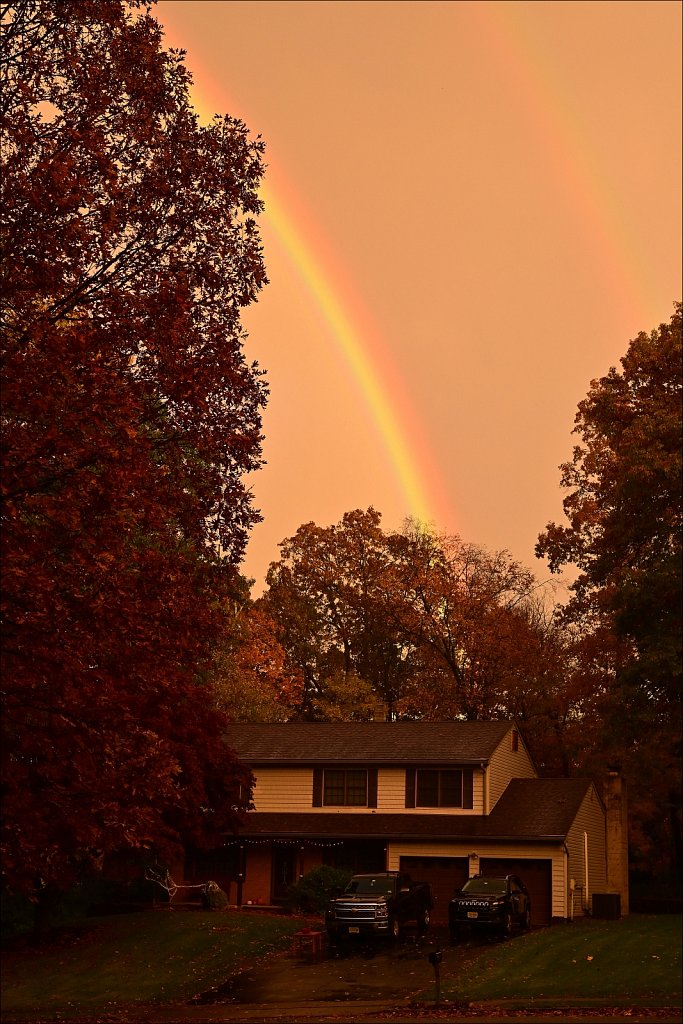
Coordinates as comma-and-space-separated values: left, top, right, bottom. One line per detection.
234, 779, 596, 842
235, 811, 493, 840
486, 778, 599, 839
224, 721, 513, 765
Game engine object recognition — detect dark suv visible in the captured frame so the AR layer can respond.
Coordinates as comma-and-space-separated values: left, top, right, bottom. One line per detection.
449, 874, 531, 940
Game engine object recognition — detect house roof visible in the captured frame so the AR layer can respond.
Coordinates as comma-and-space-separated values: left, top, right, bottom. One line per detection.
234, 779, 595, 843
224, 721, 514, 766
487, 778, 599, 839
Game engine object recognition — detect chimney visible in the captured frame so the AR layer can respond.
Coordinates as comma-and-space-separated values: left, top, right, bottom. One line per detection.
604, 767, 629, 915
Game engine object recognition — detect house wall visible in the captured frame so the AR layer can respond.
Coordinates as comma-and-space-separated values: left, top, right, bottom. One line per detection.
565, 783, 608, 916
252, 766, 486, 814
301, 845, 324, 876
252, 768, 314, 812
487, 729, 537, 809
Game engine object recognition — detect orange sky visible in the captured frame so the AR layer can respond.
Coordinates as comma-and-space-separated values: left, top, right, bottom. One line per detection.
156, 0, 681, 594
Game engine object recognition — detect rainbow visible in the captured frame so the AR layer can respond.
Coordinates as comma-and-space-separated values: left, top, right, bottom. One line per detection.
473, 2, 654, 319
257, 172, 448, 528
159, 2, 658, 535
158, 21, 450, 531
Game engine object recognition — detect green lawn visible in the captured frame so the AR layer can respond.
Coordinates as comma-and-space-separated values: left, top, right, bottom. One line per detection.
0, 909, 303, 1020
438, 914, 683, 1008
2, 911, 681, 1019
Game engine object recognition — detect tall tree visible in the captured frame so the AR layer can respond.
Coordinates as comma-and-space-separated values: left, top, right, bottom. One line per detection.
262, 509, 404, 718
537, 304, 682, 878
390, 523, 540, 719
1, 0, 266, 895
210, 589, 303, 723
264, 510, 549, 723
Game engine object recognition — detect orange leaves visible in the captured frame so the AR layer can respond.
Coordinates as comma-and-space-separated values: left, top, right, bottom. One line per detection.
261, 509, 550, 723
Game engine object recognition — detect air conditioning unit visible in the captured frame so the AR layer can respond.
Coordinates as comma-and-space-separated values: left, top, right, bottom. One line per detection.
591, 892, 621, 919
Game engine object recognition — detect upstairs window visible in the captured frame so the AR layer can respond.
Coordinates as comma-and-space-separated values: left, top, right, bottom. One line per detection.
324, 769, 367, 806
405, 768, 473, 808
313, 768, 377, 807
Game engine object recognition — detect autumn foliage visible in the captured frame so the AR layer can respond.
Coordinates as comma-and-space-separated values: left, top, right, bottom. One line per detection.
261, 509, 567, 741
537, 304, 682, 879
1, 1, 267, 893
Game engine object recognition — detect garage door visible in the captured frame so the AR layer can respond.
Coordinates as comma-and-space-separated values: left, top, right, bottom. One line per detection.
400, 856, 469, 925
479, 858, 553, 926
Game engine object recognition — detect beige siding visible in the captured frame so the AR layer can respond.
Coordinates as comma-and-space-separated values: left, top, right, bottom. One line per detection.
377, 768, 406, 810
565, 783, 607, 916
253, 766, 486, 814
387, 840, 567, 918
251, 767, 315, 812
488, 727, 537, 809
387, 840, 474, 864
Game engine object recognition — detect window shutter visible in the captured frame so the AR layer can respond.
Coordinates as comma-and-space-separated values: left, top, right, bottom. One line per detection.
367, 769, 378, 808
312, 768, 323, 807
463, 769, 473, 809
405, 768, 416, 808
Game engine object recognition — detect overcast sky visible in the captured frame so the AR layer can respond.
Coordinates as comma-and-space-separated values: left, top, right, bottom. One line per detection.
157, 1, 682, 594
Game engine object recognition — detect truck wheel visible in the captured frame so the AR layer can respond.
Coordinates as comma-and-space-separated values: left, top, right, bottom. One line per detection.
389, 916, 400, 940
417, 907, 430, 932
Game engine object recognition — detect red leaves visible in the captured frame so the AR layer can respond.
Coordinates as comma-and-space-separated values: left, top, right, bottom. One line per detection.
1, 1, 265, 893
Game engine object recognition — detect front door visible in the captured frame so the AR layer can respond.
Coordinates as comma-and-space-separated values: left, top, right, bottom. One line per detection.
272, 844, 298, 901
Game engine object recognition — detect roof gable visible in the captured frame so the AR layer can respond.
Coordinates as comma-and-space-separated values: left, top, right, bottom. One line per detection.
225, 721, 514, 765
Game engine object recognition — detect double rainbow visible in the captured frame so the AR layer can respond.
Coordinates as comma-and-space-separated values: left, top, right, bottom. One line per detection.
160, 2, 655, 534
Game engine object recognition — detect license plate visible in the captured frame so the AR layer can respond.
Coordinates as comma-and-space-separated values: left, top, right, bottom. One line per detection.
467, 911, 479, 919
348, 926, 360, 934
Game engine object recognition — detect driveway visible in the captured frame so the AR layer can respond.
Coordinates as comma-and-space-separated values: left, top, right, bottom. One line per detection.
141, 926, 682, 1024
195, 925, 488, 1007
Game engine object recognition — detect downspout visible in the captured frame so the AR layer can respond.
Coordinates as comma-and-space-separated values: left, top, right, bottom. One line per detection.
583, 832, 589, 912
563, 842, 569, 921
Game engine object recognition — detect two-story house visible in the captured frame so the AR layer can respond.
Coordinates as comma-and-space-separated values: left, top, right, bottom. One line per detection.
184, 721, 627, 924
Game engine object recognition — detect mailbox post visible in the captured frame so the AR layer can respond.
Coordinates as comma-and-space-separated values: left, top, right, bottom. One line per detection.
428, 949, 443, 1004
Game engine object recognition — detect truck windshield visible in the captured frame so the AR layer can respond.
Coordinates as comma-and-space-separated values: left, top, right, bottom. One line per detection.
462, 877, 506, 895
345, 878, 395, 895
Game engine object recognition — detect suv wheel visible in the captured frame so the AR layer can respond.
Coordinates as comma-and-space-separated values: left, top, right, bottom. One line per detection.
418, 908, 430, 932
502, 912, 513, 937
389, 916, 400, 940
522, 908, 531, 931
